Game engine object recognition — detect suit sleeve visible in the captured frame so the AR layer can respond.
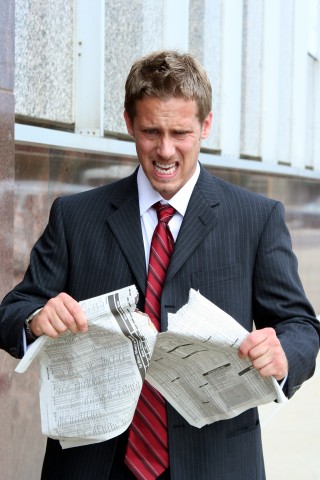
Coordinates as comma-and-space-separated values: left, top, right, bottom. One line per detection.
252, 201, 320, 398
0, 198, 69, 358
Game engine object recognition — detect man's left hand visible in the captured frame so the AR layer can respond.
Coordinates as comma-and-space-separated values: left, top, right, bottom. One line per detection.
238, 327, 288, 381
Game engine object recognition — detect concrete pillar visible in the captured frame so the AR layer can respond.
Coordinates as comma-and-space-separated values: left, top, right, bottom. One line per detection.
0, 1, 16, 479
0, 3, 45, 479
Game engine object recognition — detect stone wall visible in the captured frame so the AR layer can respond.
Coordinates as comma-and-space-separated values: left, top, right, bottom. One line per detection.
0, 1, 15, 478
0, 2, 45, 478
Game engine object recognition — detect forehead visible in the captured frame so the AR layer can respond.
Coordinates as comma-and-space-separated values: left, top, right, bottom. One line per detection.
134, 96, 199, 122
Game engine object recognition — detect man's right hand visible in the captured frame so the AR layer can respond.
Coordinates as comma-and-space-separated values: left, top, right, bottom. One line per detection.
29, 293, 88, 339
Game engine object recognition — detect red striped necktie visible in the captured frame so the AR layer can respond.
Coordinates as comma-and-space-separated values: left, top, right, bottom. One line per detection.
125, 202, 176, 480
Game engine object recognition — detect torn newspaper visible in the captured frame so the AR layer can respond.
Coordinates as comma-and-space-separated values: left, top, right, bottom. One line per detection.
16, 285, 157, 448
147, 289, 286, 428
15, 285, 286, 448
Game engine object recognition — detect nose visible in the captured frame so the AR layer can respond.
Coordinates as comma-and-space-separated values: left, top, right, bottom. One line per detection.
156, 136, 175, 159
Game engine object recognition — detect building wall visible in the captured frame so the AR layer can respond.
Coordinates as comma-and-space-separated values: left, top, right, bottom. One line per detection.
13, 0, 320, 305
0, 1, 319, 479
14, 0, 320, 174
0, 1, 15, 478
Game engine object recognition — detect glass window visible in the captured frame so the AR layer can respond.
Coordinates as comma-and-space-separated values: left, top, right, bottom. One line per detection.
14, 144, 320, 312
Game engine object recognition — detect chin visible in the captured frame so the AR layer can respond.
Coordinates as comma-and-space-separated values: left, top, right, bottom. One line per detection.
157, 186, 178, 200
150, 176, 180, 197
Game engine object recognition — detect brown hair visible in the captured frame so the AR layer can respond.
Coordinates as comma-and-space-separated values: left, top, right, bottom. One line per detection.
124, 50, 212, 124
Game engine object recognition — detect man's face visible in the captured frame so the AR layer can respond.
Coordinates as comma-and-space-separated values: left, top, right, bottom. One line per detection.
124, 97, 212, 199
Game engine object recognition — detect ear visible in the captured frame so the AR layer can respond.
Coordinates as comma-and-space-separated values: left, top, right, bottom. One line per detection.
124, 110, 134, 137
200, 111, 212, 139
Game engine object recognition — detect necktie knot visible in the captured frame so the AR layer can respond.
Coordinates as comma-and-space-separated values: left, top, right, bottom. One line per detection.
154, 202, 175, 224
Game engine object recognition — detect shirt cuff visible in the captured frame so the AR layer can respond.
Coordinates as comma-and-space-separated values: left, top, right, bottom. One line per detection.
279, 373, 288, 390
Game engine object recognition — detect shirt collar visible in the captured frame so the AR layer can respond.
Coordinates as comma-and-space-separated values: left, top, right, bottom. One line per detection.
137, 163, 200, 217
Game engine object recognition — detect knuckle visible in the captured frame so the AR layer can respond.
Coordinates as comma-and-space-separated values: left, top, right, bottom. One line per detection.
44, 298, 55, 310
68, 303, 81, 317
63, 314, 75, 327
59, 292, 70, 302
56, 322, 68, 335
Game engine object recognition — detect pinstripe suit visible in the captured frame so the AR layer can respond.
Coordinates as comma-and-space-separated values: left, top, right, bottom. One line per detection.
0, 165, 319, 479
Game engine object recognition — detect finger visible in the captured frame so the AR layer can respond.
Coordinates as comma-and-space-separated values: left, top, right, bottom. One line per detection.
251, 352, 273, 371
245, 339, 288, 380
253, 356, 288, 380
30, 309, 66, 338
31, 293, 87, 338
246, 342, 269, 362
46, 293, 87, 334
238, 328, 274, 358
60, 293, 87, 333
255, 361, 276, 378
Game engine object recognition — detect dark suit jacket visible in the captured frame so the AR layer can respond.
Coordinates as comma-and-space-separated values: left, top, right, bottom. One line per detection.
1, 166, 319, 480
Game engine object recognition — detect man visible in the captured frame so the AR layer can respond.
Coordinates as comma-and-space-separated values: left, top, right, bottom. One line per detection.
0, 51, 319, 480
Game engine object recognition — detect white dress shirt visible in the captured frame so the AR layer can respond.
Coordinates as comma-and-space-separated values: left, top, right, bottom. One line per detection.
137, 163, 200, 271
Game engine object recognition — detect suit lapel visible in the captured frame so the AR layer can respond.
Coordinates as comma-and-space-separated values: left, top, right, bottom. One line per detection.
106, 167, 220, 291
106, 172, 147, 294
166, 167, 220, 283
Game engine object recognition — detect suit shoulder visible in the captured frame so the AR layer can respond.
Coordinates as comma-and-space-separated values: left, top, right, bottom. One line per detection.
54, 171, 138, 209
198, 168, 283, 223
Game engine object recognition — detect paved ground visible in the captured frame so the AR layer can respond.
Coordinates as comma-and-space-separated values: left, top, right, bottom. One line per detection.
259, 353, 320, 480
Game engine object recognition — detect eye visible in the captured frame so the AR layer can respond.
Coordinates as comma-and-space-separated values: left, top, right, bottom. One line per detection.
143, 128, 158, 136
174, 130, 188, 137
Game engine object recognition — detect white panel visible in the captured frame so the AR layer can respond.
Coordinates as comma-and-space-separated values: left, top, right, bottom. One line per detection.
163, 0, 189, 50
260, 0, 280, 164
308, 1, 320, 170
220, 0, 243, 157
240, 0, 264, 158
277, 1, 294, 165
198, 150, 320, 179
308, 0, 319, 58
14, 123, 320, 180
15, 124, 137, 157
189, 0, 222, 151
75, 0, 105, 136
291, 0, 309, 168
313, 64, 320, 170
202, 0, 222, 150
306, 57, 316, 169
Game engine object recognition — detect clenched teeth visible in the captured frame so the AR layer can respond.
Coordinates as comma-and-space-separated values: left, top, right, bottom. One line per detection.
154, 161, 177, 175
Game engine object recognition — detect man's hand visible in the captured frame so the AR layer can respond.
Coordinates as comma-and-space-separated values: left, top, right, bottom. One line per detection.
29, 293, 88, 339
238, 327, 288, 381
